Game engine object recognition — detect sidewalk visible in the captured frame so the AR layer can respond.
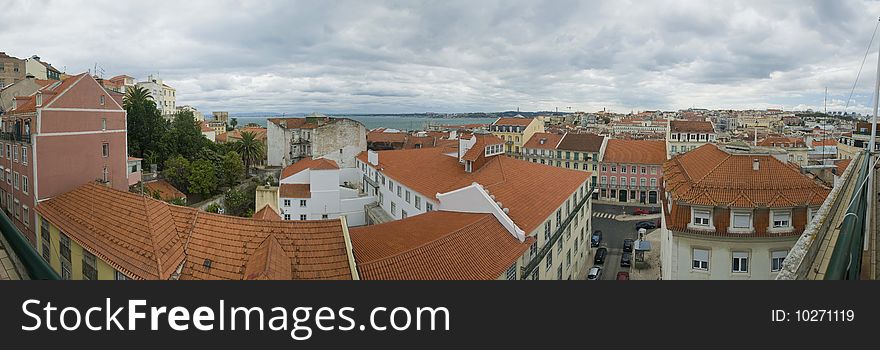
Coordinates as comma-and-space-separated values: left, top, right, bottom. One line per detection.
592, 199, 661, 207
630, 228, 662, 280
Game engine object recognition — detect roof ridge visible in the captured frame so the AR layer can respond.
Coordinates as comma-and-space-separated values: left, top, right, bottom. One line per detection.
141, 196, 165, 279
693, 150, 731, 185
359, 213, 490, 264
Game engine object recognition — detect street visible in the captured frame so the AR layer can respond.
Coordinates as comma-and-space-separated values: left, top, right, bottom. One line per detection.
589, 203, 659, 280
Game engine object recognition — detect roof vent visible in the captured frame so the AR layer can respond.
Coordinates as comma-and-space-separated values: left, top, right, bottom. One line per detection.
203, 259, 213, 269
753, 159, 759, 171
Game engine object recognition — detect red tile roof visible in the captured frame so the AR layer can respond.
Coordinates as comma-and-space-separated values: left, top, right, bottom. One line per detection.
493, 117, 535, 126
10, 73, 86, 114
280, 184, 311, 198
603, 139, 667, 165
225, 127, 267, 142
367, 130, 408, 144
144, 179, 186, 201
351, 211, 534, 280
37, 183, 354, 280
669, 120, 714, 133
253, 205, 282, 221
357, 147, 590, 233
812, 138, 837, 147
557, 133, 605, 152
280, 157, 339, 179
662, 144, 830, 209
523, 132, 564, 150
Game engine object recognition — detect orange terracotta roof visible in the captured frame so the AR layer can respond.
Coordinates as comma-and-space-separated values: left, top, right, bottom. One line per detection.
662, 144, 830, 209
280, 157, 339, 179
37, 183, 353, 280
35, 183, 187, 280
199, 121, 213, 132
462, 134, 503, 161
253, 205, 282, 221
351, 211, 534, 280
603, 139, 666, 165
523, 132, 564, 150
493, 117, 535, 126
215, 132, 228, 143
280, 184, 311, 198
367, 130, 408, 144
669, 120, 714, 133
144, 180, 186, 201
357, 147, 590, 233
812, 139, 837, 147
226, 127, 267, 142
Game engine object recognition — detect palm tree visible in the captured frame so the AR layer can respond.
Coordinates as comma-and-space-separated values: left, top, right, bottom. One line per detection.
230, 117, 238, 129
232, 131, 265, 175
123, 85, 153, 110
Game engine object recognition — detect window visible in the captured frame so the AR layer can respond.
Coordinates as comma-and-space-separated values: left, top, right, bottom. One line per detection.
621, 177, 627, 186
322, 214, 329, 219
396, 185, 401, 197
22, 206, 28, 227
692, 248, 709, 270
621, 165, 627, 173
546, 250, 553, 271
299, 200, 307, 207
671, 145, 678, 153
544, 221, 551, 245
40, 218, 50, 262
611, 165, 617, 172
640, 178, 646, 186
401, 210, 408, 219
772, 210, 791, 228
391, 202, 397, 215
61, 260, 72, 280
600, 176, 606, 185
731, 211, 751, 229
102, 143, 109, 157
388, 180, 394, 191
83, 250, 98, 280
601, 165, 607, 172
693, 208, 711, 226
299, 214, 307, 220
771, 251, 788, 272
405, 190, 411, 203
102, 167, 109, 182
610, 177, 617, 186
641, 166, 647, 174
13, 172, 18, 190
115, 271, 129, 281
557, 265, 563, 280
530, 242, 538, 260
21, 146, 26, 165
631, 166, 636, 173
4, 144, 9, 158
60, 233, 71, 264
650, 178, 657, 187
13, 144, 17, 162
651, 167, 657, 175
415, 196, 421, 209
426, 202, 433, 211
566, 250, 571, 269
505, 264, 517, 280
102, 118, 107, 130
732, 252, 749, 273
556, 209, 561, 228
284, 214, 291, 220
283, 199, 291, 207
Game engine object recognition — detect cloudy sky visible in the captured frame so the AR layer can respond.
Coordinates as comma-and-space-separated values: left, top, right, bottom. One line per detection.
3, 0, 880, 114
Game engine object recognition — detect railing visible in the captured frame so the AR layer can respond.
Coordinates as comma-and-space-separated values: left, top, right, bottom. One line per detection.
363, 175, 379, 189
521, 183, 596, 279
0, 208, 59, 280
825, 151, 872, 280
0, 132, 31, 144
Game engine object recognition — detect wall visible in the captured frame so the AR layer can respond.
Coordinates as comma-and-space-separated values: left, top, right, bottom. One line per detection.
666, 232, 797, 280
312, 119, 367, 168
37, 215, 118, 280
255, 185, 279, 213
266, 121, 291, 167
597, 162, 662, 204
0, 78, 43, 113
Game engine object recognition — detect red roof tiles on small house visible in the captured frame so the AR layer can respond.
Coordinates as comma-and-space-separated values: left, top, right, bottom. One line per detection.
144, 179, 186, 202
351, 211, 534, 280
669, 120, 714, 133
253, 205, 282, 221
523, 132, 564, 150
604, 139, 667, 165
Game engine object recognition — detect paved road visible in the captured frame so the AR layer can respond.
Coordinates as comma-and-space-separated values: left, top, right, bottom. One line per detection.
589, 203, 657, 280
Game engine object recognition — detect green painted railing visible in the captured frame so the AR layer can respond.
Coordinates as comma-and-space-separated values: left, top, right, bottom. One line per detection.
0, 209, 59, 280
825, 151, 871, 280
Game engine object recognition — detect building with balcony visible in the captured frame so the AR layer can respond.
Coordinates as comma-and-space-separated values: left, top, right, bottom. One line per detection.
597, 139, 666, 204
666, 120, 716, 158
489, 116, 545, 159
135, 74, 176, 118
355, 133, 593, 280
1, 73, 129, 246
660, 144, 831, 280
266, 113, 367, 168
522, 132, 606, 188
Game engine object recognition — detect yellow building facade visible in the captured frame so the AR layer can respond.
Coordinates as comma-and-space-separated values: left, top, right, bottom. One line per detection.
489, 117, 545, 159
36, 214, 124, 280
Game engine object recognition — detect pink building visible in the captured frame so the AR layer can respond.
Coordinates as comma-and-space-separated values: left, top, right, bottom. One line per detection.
1, 73, 128, 246
598, 139, 666, 204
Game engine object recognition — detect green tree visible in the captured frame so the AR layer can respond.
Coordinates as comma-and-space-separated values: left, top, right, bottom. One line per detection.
220, 151, 245, 188
187, 159, 218, 197
162, 156, 190, 192
124, 86, 167, 159
230, 118, 238, 129
205, 203, 222, 213
160, 110, 211, 162
223, 187, 251, 216
231, 131, 265, 175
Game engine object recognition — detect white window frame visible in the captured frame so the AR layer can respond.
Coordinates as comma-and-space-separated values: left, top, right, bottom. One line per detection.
770, 209, 793, 231
732, 251, 749, 273
689, 207, 713, 229
729, 210, 753, 232
283, 199, 291, 207
771, 250, 788, 272
692, 248, 710, 271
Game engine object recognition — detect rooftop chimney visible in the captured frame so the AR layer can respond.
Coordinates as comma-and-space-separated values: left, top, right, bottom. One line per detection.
753, 159, 759, 171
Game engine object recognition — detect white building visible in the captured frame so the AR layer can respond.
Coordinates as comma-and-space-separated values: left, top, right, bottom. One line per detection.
274, 157, 375, 226
135, 74, 176, 118
267, 113, 366, 168
356, 133, 595, 280
177, 105, 204, 122
666, 120, 716, 158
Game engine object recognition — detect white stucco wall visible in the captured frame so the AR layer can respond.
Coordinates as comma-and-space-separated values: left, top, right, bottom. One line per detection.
664, 231, 797, 280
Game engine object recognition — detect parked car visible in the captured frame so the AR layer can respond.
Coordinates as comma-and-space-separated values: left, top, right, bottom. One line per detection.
587, 266, 603, 280
632, 208, 650, 215
623, 239, 634, 252
635, 221, 658, 230
616, 271, 630, 280
620, 252, 632, 267
591, 230, 603, 247
594, 247, 607, 264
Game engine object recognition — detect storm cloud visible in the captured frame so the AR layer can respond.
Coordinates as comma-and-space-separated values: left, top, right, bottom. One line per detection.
2, 0, 879, 114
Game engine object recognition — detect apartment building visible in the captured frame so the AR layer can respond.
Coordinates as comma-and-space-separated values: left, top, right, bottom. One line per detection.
355, 133, 593, 280
266, 113, 367, 168
24, 56, 61, 81
135, 74, 176, 118
666, 120, 716, 158
597, 139, 666, 204
0, 52, 25, 89
0, 73, 129, 246
522, 132, 606, 187
757, 136, 810, 166
838, 122, 879, 159
660, 144, 830, 280
489, 116, 545, 159
35, 183, 358, 280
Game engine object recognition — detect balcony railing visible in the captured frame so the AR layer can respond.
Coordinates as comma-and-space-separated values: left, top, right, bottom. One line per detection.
0, 132, 31, 144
